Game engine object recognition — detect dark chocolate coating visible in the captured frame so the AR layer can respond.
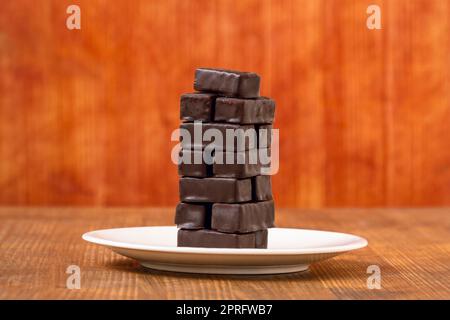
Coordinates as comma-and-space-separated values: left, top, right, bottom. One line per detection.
179, 177, 252, 203
255, 230, 268, 248
211, 200, 274, 233
180, 123, 257, 151
180, 93, 217, 122
213, 162, 260, 179
178, 148, 271, 178
177, 229, 268, 248
194, 68, 260, 98
175, 203, 211, 229
213, 149, 271, 178
252, 175, 273, 201
178, 149, 213, 177
178, 162, 209, 178
214, 97, 275, 124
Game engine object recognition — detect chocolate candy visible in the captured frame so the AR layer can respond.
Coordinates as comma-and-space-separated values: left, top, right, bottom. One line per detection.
211, 200, 274, 233
180, 93, 217, 122
178, 161, 209, 178
213, 149, 271, 178
253, 175, 273, 201
175, 203, 211, 229
178, 149, 213, 177
214, 97, 275, 124
255, 229, 268, 248
180, 177, 252, 203
213, 161, 260, 179
194, 68, 260, 98
178, 148, 271, 178
180, 123, 257, 151
177, 229, 268, 248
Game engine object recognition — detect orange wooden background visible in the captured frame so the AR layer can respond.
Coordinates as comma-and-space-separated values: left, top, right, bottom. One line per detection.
0, 0, 449, 208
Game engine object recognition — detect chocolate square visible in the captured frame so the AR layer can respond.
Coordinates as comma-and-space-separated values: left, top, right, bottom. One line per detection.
178, 149, 212, 177
214, 97, 275, 124
177, 229, 268, 248
211, 200, 275, 233
175, 203, 211, 229
179, 177, 252, 203
194, 68, 260, 98
213, 149, 271, 178
180, 93, 217, 122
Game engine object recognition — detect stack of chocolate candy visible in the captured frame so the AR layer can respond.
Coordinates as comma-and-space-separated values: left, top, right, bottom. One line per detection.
175, 68, 276, 248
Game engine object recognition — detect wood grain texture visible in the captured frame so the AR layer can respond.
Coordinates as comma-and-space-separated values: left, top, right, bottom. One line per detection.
0, 207, 449, 299
0, 0, 449, 207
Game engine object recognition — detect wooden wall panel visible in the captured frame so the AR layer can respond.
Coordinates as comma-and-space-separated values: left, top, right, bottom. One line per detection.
0, 0, 449, 207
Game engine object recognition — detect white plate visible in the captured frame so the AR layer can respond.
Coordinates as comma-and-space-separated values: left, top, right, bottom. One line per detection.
82, 226, 367, 275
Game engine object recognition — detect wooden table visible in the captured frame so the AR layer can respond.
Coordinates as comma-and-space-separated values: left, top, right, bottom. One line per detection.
0, 207, 448, 299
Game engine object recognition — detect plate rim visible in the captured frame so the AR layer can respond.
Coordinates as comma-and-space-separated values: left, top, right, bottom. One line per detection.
82, 226, 368, 255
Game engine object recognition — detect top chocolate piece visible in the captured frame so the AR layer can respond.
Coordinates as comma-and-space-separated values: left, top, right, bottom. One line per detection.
194, 68, 260, 98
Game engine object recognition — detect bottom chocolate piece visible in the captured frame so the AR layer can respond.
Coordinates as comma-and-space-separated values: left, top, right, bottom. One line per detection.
177, 229, 268, 249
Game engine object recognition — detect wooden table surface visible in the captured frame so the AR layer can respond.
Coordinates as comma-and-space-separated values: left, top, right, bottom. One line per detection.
0, 207, 449, 300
